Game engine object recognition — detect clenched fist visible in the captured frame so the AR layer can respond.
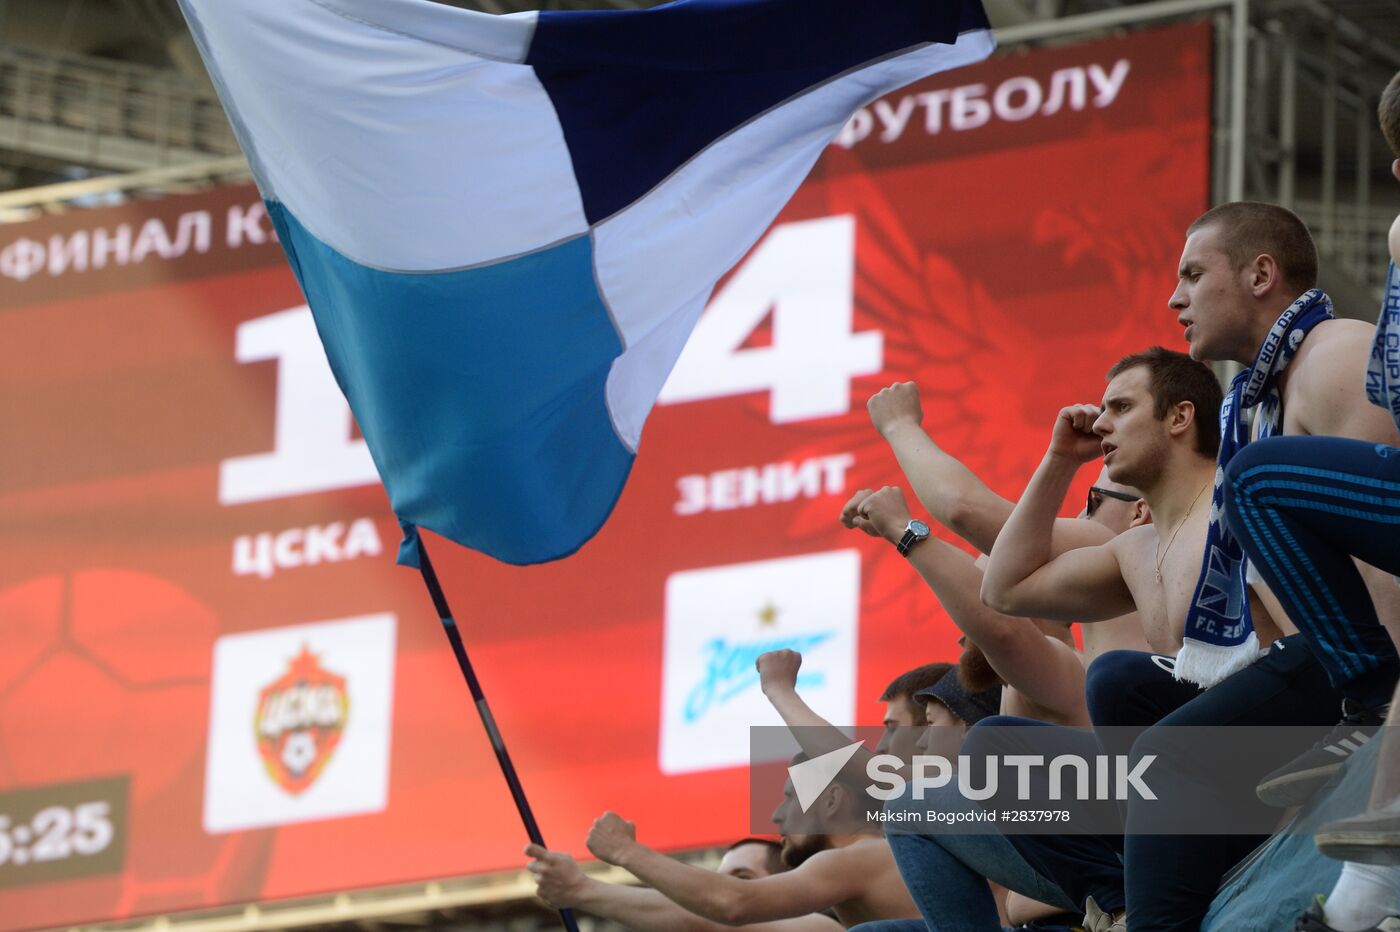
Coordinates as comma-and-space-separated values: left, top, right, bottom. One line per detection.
1049, 404, 1105, 463
840, 486, 913, 543
757, 649, 802, 696
586, 811, 638, 866
867, 382, 923, 438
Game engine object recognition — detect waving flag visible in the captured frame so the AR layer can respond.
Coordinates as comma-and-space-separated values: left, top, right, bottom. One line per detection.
176, 0, 994, 565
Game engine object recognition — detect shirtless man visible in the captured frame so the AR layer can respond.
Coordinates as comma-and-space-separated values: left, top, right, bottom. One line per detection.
581, 787, 920, 928
980, 348, 1248, 652
574, 662, 987, 929
755, 657, 1071, 932
982, 346, 1343, 932
1167, 201, 1400, 806
527, 837, 841, 932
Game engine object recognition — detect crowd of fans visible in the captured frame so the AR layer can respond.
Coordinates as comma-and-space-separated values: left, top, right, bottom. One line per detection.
523, 70, 1400, 932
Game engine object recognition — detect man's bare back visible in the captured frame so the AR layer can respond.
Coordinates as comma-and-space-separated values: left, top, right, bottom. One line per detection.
811, 838, 922, 927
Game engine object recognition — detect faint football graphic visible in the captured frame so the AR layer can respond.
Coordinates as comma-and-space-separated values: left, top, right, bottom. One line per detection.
0, 570, 273, 925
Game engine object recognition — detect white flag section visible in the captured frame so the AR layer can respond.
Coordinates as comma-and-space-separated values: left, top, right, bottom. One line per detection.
176, 0, 995, 564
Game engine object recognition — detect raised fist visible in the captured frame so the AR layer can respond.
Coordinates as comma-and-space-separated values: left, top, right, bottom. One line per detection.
1049, 404, 1105, 463
757, 649, 802, 695
867, 382, 923, 437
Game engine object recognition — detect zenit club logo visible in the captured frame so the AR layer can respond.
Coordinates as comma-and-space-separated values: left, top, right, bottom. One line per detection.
683, 629, 834, 724
660, 552, 859, 775
254, 644, 349, 795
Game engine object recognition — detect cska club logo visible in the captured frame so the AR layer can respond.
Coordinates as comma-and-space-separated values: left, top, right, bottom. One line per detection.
254, 644, 349, 795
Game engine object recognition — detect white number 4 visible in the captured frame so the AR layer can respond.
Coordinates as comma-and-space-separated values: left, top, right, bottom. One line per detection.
658, 215, 881, 424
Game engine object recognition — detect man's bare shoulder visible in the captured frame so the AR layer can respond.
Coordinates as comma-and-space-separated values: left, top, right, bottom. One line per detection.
1289, 318, 1375, 397
1108, 523, 1156, 555
1296, 317, 1375, 367
1289, 318, 1399, 441
802, 838, 891, 873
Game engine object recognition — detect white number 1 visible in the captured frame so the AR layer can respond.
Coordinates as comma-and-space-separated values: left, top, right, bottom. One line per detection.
218, 306, 379, 505
658, 215, 881, 423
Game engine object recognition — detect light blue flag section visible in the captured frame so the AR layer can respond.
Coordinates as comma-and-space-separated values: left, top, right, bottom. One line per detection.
176, 0, 995, 565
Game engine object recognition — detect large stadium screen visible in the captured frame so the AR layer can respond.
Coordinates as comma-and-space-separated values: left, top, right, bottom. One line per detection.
0, 20, 1210, 928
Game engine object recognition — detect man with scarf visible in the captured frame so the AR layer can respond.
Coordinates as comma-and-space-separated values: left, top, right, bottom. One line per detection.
1038, 198, 1398, 932
1215, 73, 1400, 932
981, 345, 1344, 932
1168, 201, 1400, 814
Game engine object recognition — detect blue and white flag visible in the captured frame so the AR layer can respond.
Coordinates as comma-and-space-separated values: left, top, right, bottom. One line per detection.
176, 0, 994, 564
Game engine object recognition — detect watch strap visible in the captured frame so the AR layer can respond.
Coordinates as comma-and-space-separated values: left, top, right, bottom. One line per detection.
896, 522, 926, 557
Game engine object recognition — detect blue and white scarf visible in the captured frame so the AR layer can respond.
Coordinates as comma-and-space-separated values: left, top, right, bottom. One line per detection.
1367, 262, 1400, 432
1174, 289, 1335, 687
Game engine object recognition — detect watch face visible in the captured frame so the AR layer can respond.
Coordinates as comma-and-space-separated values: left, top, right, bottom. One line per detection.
909, 520, 930, 537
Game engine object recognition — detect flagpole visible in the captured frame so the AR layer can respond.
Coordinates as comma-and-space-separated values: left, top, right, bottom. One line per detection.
414, 540, 582, 932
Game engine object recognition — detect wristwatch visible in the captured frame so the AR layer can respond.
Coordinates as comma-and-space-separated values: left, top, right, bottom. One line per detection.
895, 519, 930, 556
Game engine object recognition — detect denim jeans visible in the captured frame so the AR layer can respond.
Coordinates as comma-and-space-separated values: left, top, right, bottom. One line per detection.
1086, 639, 1342, 932
960, 716, 1126, 916
883, 783, 1077, 932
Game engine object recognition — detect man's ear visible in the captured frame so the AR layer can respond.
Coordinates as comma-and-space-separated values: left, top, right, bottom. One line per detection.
1132, 500, 1152, 527
819, 783, 847, 823
1167, 399, 1196, 440
1391, 158, 1399, 183
1248, 252, 1283, 298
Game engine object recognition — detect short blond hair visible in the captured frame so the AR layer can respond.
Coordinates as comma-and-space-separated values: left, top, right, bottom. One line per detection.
1187, 201, 1319, 296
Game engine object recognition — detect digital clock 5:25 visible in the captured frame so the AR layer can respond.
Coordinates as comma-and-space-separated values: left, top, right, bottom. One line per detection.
0, 775, 128, 888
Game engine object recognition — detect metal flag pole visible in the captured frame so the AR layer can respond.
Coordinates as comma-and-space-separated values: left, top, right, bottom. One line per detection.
414, 540, 581, 932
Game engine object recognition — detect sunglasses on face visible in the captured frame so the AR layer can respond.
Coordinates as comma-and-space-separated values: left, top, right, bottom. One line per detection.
1086, 485, 1138, 517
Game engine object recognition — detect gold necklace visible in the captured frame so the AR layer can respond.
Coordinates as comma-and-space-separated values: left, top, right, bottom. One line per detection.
1155, 480, 1211, 584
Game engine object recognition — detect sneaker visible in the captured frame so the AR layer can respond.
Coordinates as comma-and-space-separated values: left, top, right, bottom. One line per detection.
1258, 701, 1387, 808
1294, 895, 1400, 930
1317, 806, 1400, 865
1082, 896, 1126, 932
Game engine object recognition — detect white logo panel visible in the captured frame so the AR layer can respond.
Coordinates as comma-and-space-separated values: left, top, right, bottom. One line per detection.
204, 613, 396, 833
660, 551, 860, 775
